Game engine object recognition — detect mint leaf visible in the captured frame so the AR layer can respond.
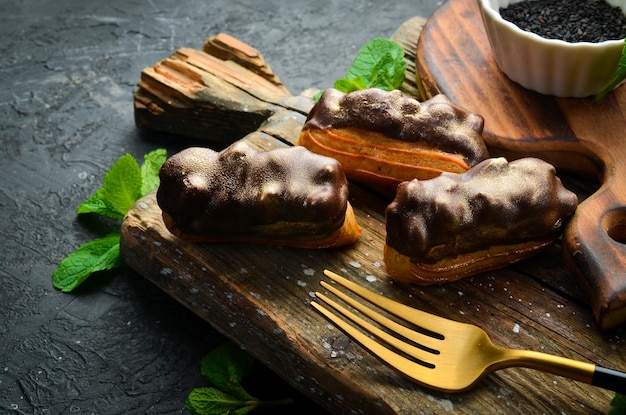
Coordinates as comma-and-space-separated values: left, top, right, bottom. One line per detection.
596, 39, 626, 100
52, 232, 122, 292
140, 148, 167, 196
368, 47, 407, 90
201, 342, 256, 400
315, 37, 406, 101
77, 149, 167, 217
97, 153, 142, 218
76, 194, 123, 219
610, 393, 626, 415
342, 37, 406, 91
185, 387, 256, 415
333, 76, 369, 94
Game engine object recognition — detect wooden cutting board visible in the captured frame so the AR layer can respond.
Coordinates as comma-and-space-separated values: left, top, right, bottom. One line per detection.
415, 0, 626, 331
121, 10, 625, 415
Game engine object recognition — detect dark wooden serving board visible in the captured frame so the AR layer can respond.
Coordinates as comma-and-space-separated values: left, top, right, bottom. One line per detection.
416, 0, 626, 331
121, 10, 625, 415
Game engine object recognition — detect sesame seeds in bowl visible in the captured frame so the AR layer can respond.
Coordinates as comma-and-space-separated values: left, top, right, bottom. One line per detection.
477, 0, 626, 97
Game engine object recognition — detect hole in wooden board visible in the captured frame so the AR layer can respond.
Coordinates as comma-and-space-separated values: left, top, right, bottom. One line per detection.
601, 208, 626, 245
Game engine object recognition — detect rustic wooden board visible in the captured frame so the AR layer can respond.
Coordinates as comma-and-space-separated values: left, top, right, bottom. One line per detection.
415, 0, 626, 330
133, 33, 313, 146
122, 15, 625, 415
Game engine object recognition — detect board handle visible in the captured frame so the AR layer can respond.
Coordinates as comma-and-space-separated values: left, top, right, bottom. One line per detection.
563, 186, 626, 331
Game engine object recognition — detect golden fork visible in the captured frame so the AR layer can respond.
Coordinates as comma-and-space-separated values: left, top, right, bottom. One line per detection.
312, 270, 626, 394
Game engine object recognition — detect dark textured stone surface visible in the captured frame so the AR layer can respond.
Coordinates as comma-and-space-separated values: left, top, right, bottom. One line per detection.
0, 0, 441, 413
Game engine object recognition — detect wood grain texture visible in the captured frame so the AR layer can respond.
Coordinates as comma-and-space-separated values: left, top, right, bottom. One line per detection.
133, 33, 306, 146
416, 0, 626, 330
123, 14, 625, 414
120, 190, 620, 415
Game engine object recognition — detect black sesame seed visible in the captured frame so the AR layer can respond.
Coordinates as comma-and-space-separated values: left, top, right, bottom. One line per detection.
499, 0, 626, 43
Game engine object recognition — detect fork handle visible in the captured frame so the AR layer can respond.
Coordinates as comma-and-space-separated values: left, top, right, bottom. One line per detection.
593, 366, 626, 394
505, 349, 626, 394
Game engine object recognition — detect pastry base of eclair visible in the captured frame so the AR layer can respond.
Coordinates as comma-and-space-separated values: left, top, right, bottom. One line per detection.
297, 126, 471, 193
383, 239, 554, 285
162, 202, 362, 249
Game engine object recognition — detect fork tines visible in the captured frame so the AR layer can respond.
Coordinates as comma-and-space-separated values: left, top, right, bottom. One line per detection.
312, 269, 445, 371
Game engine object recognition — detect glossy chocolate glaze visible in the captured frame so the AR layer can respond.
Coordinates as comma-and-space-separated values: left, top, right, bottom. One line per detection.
385, 157, 579, 262
303, 88, 489, 166
157, 141, 349, 239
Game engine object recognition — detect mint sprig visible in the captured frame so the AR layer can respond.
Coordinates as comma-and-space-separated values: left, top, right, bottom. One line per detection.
185, 342, 292, 415
596, 38, 626, 100
315, 37, 406, 100
52, 148, 167, 292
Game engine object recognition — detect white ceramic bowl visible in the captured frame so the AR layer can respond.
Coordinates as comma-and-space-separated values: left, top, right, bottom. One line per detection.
477, 0, 626, 97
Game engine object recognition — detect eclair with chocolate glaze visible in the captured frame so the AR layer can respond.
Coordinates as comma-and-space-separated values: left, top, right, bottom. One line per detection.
384, 157, 578, 284
157, 141, 362, 248
297, 88, 489, 194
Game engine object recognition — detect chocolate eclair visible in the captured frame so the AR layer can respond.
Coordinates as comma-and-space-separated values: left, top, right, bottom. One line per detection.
384, 157, 578, 284
157, 141, 362, 248
297, 88, 489, 194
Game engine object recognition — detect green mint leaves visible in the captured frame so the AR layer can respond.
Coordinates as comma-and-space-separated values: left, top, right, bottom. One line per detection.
315, 37, 406, 100
52, 232, 123, 292
52, 148, 167, 292
77, 150, 166, 219
77, 154, 142, 220
610, 393, 626, 415
200, 342, 256, 402
336, 37, 407, 93
596, 39, 626, 100
185, 342, 292, 415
